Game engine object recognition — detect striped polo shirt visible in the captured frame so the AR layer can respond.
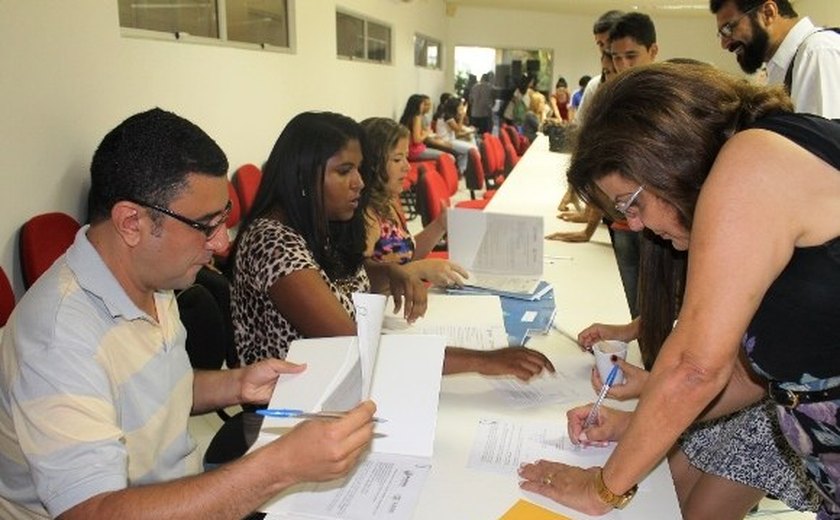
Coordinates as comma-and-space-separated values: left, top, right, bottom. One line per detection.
0, 226, 199, 518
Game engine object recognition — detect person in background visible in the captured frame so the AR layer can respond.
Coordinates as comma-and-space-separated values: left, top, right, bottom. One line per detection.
231, 112, 555, 382
522, 92, 560, 144
568, 74, 591, 121
0, 108, 375, 519
469, 72, 495, 135
549, 77, 571, 123
361, 117, 465, 287
574, 10, 624, 125
710, 0, 840, 118
503, 74, 535, 127
608, 12, 659, 72
519, 62, 840, 519
360, 116, 554, 380
399, 94, 453, 162
435, 96, 478, 174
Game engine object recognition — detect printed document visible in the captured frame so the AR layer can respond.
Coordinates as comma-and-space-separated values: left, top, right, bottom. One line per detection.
381, 293, 508, 349
447, 208, 543, 295
467, 418, 612, 475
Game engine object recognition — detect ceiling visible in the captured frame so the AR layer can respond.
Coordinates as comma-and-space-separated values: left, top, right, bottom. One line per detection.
444, 0, 712, 17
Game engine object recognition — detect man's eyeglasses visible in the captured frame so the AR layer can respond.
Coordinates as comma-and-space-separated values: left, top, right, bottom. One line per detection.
615, 185, 644, 218
128, 198, 231, 239
717, 3, 762, 39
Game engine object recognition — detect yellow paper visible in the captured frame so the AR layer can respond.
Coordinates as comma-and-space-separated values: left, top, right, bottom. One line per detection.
498, 499, 574, 520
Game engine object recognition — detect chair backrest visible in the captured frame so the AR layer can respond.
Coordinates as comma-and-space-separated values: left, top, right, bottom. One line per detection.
0, 267, 15, 327
435, 153, 460, 197
232, 164, 262, 220
407, 160, 434, 190
501, 124, 524, 153
415, 167, 451, 227
464, 148, 487, 197
19, 212, 81, 289
503, 141, 520, 171
481, 133, 505, 177
226, 179, 242, 228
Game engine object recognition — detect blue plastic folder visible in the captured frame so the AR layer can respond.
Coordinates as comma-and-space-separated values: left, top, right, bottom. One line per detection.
447, 281, 556, 346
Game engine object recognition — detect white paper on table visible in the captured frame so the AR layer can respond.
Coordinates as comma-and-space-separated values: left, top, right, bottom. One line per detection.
467, 418, 613, 475
259, 335, 446, 459
352, 293, 386, 399
488, 366, 592, 408
381, 294, 508, 349
263, 337, 362, 421
447, 208, 543, 294
261, 453, 432, 520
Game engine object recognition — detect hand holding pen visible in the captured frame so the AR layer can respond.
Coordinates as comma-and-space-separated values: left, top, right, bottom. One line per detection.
567, 364, 632, 447
256, 408, 388, 423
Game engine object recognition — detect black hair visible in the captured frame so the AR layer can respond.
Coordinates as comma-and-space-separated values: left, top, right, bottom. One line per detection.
609, 12, 657, 48
709, 0, 797, 17
578, 75, 592, 88
399, 94, 429, 128
232, 112, 368, 280
88, 108, 227, 223
594, 10, 625, 34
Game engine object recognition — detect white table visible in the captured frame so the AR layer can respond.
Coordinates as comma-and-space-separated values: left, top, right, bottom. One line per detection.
410, 135, 681, 519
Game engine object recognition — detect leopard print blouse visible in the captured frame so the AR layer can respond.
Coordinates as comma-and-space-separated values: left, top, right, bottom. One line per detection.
231, 218, 369, 365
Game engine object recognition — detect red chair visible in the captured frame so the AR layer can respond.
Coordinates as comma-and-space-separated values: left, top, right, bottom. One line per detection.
414, 167, 451, 227
213, 180, 242, 267
232, 164, 262, 219
481, 134, 507, 187
1, 267, 15, 327
497, 129, 521, 172
436, 154, 460, 197
226, 180, 241, 229
464, 148, 496, 201
19, 212, 81, 289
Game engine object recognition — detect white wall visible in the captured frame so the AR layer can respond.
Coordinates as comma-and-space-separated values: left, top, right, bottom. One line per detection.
797, 0, 840, 25
0, 0, 449, 296
2, 0, 836, 298
444, 5, 743, 91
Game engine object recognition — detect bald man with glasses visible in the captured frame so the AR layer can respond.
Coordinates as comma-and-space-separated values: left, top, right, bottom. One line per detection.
710, 0, 840, 118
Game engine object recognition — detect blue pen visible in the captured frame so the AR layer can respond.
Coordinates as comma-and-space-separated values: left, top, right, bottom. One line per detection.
256, 408, 387, 423
581, 363, 620, 431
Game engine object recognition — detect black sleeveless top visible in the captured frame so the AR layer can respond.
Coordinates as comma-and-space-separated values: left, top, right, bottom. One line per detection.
742, 113, 840, 382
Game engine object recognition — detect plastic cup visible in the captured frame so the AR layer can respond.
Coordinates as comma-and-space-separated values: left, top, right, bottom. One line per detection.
593, 340, 628, 385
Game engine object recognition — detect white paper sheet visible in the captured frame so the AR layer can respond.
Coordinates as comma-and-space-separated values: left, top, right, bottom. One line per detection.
447, 208, 543, 294
467, 418, 612, 475
261, 453, 432, 520
381, 294, 508, 349
488, 366, 592, 408
352, 293, 386, 399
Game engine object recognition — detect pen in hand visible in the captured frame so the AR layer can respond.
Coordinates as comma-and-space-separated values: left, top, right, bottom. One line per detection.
256, 408, 388, 423
581, 363, 620, 432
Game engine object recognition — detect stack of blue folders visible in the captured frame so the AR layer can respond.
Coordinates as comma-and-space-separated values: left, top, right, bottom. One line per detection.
447, 281, 557, 346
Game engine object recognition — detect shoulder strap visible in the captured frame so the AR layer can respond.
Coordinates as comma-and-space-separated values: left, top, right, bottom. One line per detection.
784, 27, 840, 94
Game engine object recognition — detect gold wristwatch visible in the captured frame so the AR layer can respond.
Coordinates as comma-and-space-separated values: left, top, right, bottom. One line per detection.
595, 468, 637, 509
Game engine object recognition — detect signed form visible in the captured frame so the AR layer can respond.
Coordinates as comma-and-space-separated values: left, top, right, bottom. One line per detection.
467, 418, 611, 475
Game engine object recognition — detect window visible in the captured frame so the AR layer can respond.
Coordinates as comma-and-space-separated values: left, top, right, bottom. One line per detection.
118, 0, 290, 49
414, 34, 441, 69
336, 11, 391, 64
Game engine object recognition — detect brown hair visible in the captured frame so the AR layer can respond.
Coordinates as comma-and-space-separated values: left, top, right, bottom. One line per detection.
567, 62, 792, 367
360, 117, 410, 219
566, 62, 792, 230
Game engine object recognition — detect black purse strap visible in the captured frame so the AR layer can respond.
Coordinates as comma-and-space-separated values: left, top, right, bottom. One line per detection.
784, 27, 840, 94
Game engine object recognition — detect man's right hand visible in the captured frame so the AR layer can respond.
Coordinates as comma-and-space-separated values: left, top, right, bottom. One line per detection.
270, 401, 376, 483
